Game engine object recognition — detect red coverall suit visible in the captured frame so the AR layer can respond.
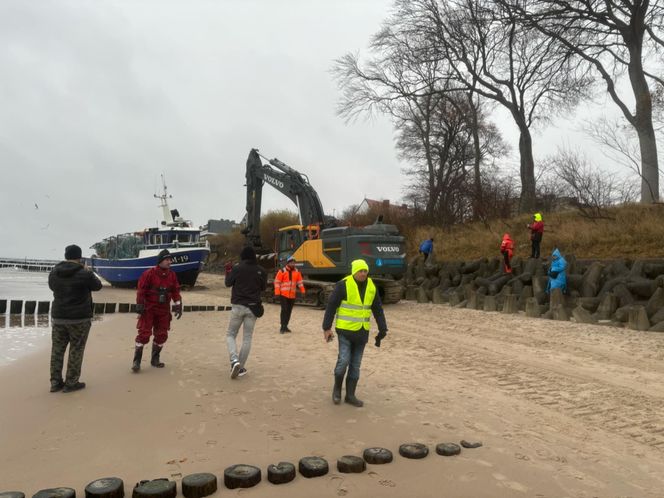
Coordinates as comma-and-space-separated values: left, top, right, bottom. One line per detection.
500, 233, 514, 274
135, 266, 181, 347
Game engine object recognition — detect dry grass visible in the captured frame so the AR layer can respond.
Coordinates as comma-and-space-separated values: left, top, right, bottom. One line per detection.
409, 204, 664, 261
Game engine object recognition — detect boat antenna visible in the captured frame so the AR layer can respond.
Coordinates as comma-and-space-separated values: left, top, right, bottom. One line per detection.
155, 173, 174, 225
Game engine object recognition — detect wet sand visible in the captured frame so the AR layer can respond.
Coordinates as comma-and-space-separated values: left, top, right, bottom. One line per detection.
2, 273, 664, 497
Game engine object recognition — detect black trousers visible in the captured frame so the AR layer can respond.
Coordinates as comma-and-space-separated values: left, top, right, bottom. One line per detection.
502, 251, 512, 273
531, 239, 541, 259
280, 296, 295, 329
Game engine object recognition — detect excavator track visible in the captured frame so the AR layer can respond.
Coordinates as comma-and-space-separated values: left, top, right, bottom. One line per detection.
263, 277, 404, 308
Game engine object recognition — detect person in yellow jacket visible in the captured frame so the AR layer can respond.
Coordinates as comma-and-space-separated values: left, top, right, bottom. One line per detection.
274, 256, 305, 333
322, 259, 388, 407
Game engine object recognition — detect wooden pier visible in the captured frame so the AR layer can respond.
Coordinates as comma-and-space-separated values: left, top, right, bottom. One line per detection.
0, 258, 59, 272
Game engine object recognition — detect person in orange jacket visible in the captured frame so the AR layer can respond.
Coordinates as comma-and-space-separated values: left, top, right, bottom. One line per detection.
274, 256, 305, 333
500, 233, 514, 274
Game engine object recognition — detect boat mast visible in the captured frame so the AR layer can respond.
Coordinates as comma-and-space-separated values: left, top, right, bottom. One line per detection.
155, 174, 174, 225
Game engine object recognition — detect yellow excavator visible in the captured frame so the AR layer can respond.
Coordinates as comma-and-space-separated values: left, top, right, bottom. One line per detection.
242, 148, 406, 306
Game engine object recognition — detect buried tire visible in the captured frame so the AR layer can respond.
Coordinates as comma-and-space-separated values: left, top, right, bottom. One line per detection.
181, 474, 217, 498
298, 457, 329, 478
362, 447, 393, 465
436, 443, 461, 456
460, 440, 483, 449
337, 456, 366, 474
2, 493, 25, 498
33, 489, 76, 498
132, 480, 176, 498
224, 465, 261, 489
267, 462, 296, 485
399, 443, 429, 459
85, 478, 124, 498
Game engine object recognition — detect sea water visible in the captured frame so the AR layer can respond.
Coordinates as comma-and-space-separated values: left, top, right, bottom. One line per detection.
0, 268, 56, 365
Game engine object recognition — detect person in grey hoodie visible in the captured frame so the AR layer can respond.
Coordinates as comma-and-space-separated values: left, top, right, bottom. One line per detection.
48, 244, 102, 393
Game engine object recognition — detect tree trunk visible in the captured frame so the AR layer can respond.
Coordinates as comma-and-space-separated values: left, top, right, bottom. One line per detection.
468, 93, 483, 220
628, 45, 660, 202
517, 123, 536, 213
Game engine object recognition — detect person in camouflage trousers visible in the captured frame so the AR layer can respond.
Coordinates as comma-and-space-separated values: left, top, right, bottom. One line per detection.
48, 244, 102, 393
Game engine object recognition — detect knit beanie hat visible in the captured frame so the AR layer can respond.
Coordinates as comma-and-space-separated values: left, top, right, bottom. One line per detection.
240, 246, 257, 262
64, 244, 82, 260
351, 259, 369, 275
157, 249, 172, 264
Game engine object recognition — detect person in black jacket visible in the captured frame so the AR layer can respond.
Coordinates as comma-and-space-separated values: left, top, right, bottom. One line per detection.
225, 246, 267, 379
48, 244, 102, 393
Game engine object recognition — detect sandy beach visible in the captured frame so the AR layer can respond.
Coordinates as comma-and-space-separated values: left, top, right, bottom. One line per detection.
2, 273, 664, 497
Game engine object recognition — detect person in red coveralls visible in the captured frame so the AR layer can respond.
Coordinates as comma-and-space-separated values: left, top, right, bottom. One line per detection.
224, 260, 233, 278
132, 249, 183, 372
500, 233, 514, 274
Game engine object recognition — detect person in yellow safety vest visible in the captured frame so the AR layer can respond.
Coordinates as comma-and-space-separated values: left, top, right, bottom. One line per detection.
274, 256, 305, 333
322, 259, 388, 407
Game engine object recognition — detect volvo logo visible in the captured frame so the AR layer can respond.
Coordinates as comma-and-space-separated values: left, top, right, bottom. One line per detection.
264, 174, 284, 189
376, 246, 401, 253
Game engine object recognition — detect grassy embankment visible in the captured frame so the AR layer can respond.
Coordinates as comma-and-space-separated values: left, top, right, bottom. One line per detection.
408, 204, 664, 261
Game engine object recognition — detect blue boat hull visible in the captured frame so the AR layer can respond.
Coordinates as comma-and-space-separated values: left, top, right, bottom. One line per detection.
87, 248, 209, 288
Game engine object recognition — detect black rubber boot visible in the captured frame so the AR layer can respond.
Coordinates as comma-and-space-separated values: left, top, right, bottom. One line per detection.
131, 346, 143, 373
345, 378, 364, 407
332, 374, 344, 405
151, 344, 165, 368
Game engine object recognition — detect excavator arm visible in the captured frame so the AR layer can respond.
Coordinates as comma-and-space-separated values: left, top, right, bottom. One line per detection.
243, 148, 331, 249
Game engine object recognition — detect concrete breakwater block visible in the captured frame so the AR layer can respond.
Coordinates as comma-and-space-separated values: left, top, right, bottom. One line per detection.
416, 287, 429, 303
93, 303, 106, 314
551, 304, 570, 321
483, 295, 497, 312
104, 303, 116, 313
502, 294, 518, 314
0, 299, 6, 314
37, 301, 50, 314
572, 306, 597, 324
118, 303, 130, 313
525, 298, 541, 318
596, 293, 617, 320
628, 306, 650, 331
24, 301, 37, 314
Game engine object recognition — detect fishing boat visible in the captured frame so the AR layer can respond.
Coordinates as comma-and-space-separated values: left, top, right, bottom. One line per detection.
88, 179, 210, 288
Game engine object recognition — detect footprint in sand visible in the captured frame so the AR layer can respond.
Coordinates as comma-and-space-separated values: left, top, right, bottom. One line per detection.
379, 480, 396, 487
197, 422, 206, 435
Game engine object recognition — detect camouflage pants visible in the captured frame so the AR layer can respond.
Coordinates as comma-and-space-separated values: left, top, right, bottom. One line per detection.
50, 321, 91, 386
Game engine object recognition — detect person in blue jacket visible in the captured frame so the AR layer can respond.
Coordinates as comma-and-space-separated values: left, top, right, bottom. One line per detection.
419, 238, 434, 261
546, 248, 567, 294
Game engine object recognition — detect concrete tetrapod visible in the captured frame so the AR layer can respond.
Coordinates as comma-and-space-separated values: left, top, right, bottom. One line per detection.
337, 456, 366, 473
132, 480, 175, 498
33, 489, 75, 498
298, 457, 329, 478
181, 474, 217, 498
84, 478, 124, 498
224, 465, 261, 489
267, 462, 296, 485
398, 443, 429, 459
362, 447, 393, 464
436, 443, 461, 456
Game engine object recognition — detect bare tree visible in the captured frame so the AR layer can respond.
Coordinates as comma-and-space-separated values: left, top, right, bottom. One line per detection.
498, 0, 664, 202
414, 0, 592, 213
547, 147, 639, 219
334, 15, 504, 223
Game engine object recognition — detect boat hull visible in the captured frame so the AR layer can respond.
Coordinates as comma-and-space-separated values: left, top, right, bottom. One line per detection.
87, 248, 209, 288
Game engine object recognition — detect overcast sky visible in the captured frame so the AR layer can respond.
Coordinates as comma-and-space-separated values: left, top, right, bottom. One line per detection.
0, 0, 635, 259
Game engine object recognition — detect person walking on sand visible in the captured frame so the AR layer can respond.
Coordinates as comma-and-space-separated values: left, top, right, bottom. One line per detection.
526, 213, 544, 259
225, 246, 267, 379
48, 244, 102, 393
500, 233, 514, 274
132, 249, 182, 372
322, 259, 388, 407
418, 237, 434, 262
274, 256, 305, 333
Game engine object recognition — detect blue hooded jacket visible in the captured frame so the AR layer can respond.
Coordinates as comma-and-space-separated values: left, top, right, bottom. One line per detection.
546, 248, 567, 293
419, 239, 433, 254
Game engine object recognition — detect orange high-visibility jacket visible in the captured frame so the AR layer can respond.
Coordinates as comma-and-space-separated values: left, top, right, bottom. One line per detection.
274, 267, 305, 299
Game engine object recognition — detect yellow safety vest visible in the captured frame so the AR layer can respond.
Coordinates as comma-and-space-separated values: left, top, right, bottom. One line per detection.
335, 275, 376, 331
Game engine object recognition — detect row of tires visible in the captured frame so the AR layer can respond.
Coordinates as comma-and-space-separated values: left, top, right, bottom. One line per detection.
1, 441, 482, 498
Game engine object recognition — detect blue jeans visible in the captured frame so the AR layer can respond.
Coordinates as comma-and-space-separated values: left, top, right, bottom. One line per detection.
334, 333, 366, 380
